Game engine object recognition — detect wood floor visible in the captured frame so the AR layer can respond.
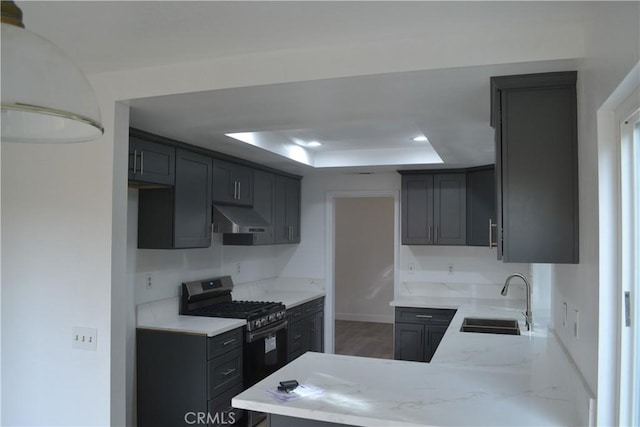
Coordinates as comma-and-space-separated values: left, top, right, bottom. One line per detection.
334, 320, 393, 359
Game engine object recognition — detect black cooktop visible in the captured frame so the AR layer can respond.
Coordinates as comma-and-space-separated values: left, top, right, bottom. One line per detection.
190, 300, 283, 320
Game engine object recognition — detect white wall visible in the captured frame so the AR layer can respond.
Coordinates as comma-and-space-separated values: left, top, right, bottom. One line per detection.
1, 5, 590, 425
551, 3, 640, 418
335, 197, 395, 323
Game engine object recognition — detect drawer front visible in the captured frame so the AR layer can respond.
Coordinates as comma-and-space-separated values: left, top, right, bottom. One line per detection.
207, 383, 244, 427
207, 347, 243, 400
287, 306, 303, 323
207, 328, 243, 360
301, 297, 324, 317
395, 307, 456, 326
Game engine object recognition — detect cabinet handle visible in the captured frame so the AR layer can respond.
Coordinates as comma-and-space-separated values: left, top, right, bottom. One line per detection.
416, 314, 433, 318
293, 312, 301, 317
237, 182, 241, 199
140, 151, 144, 175
222, 338, 236, 346
489, 219, 497, 248
133, 149, 138, 174
233, 181, 238, 199
293, 334, 302, 340
221, 368, 236, 376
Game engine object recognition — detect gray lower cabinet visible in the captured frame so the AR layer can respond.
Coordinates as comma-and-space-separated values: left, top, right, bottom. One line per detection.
394, 307, 456, 363
136, 327, 244, 427
129, 134, 175, 186
401, 172, 466, 245
287, 297, 325, 362
138, 148, 212, 249
491, 71, 578, 263
466, 166, 497, 247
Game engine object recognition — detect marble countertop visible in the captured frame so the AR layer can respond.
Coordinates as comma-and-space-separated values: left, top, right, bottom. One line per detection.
233, 297, 580, 426
136, 297, 246, 337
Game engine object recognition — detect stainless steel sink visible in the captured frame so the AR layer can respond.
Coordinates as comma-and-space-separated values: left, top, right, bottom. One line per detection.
460, 317, 520, 335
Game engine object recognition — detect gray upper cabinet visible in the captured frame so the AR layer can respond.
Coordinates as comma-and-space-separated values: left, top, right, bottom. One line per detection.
137, 148, 212, 249
129, 135, 175, 186
466, 166, 496, 247
401, 172, 466, 245
251, 170, 275, 245
491, 72, 579, 263
212, 159, 254, 206
274, 176, 301, 244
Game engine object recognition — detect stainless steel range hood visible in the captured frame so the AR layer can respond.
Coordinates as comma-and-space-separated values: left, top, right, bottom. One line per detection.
212, 204, 269, 234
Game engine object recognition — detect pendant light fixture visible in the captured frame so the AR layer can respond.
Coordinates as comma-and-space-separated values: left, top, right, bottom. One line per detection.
1, 1, 104, 143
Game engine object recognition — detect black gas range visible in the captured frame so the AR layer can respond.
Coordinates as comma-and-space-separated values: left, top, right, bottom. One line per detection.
181, 276, 287, 332
180, 276, 289, 393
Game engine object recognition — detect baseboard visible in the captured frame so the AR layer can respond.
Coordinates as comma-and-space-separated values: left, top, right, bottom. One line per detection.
335, 312, 393, 324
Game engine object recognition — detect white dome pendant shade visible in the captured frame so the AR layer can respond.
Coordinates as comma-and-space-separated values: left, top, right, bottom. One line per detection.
1, 1, 103, 143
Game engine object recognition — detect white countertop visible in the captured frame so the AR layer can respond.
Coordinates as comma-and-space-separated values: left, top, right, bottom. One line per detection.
232, 297, 581, 426
137, 315, 246, 337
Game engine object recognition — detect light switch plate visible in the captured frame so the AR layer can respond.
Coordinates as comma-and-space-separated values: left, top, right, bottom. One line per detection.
72, 327, 97, 351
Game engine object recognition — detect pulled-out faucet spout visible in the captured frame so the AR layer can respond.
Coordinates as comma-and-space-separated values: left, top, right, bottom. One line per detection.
501, 273, 532, 331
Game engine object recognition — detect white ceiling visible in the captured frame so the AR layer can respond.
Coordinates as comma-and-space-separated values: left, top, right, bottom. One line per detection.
17, 1, 587, 175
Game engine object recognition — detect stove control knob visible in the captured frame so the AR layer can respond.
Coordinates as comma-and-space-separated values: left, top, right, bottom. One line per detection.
268, 314, 275, 322
253, 320, 261, 329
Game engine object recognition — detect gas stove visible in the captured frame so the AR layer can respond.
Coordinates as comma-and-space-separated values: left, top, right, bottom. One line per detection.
180, 276, 287, 331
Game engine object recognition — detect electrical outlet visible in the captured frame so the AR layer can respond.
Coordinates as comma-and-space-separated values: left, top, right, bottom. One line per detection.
236, 263, 241, 274
146, 273, 153, 289
447, 264, 454, 274
72, 327, 97, 351
408, 263, 415, 274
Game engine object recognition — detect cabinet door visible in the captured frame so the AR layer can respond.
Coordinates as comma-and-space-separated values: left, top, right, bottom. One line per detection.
174, 149, 212, 248
129, 137, 175, 185
252, 170, 275, 245
274, 176, 301, 244
425, 325, 447, 362
401, 174, 433, 244
394, 323, 424, 362
433, 174, 466, 245
494, 72, 578, 263
466, 168, 496, 247
310, 310, 324, 353
212, 160, 254, 206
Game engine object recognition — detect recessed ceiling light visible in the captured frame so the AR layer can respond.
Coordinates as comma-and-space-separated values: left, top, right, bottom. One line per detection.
307, 141, 322, 147
412, 136, 428, 142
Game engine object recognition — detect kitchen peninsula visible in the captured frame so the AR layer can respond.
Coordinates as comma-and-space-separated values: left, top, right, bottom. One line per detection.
232, 299, 587, 427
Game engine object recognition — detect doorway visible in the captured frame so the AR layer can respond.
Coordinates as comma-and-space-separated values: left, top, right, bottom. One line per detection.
332, 196, 395, 359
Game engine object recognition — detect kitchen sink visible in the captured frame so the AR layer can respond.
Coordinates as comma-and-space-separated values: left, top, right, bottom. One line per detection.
460, 317, 520, 335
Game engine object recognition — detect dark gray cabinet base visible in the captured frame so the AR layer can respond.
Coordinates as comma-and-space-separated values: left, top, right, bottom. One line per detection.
393, 307, 456, 363
136, 328, 244, 427
268, 414, 357, 427
287, 297, 325, 362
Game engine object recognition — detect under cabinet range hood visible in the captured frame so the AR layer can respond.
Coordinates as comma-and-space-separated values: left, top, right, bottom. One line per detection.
212, 204, 269, 234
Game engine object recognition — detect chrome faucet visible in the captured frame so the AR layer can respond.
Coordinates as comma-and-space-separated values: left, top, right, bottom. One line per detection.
501, 273, 532, 331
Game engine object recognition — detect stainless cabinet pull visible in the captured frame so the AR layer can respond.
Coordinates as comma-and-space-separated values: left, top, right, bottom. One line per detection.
140, 151, 144, 175
293, 312, 301, 317
133, 149, 138, 174
416, 314, 433, 318
237, 182, 241, 199
489, 219, 497, 248
222, 338, 236, 346
221, 368, 236, 376
293, 334, 302, 340
233, 181, 238, 199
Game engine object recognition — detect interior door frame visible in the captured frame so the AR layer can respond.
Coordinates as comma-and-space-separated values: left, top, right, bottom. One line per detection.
324, 190, 400, 354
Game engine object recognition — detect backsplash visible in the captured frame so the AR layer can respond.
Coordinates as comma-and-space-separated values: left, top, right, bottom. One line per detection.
398, 245, 531, 300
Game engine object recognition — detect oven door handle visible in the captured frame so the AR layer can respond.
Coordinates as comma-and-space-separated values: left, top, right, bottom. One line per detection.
247, 320, 288, 343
